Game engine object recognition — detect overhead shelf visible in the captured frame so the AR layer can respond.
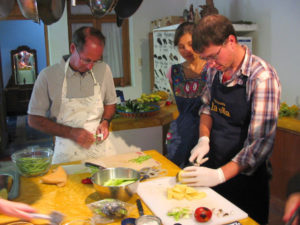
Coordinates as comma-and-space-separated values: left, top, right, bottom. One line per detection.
233, 23, 258, 33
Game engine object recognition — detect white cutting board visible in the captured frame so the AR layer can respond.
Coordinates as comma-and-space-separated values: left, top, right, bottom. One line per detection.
137, 177, 248, 225
85, 151, 161, 171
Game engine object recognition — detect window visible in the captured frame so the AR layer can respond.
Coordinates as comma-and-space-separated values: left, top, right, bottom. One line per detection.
67, 2, 131, 87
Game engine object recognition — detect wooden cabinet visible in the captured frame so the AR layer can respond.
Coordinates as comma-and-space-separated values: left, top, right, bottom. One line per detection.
270, 127, 300, 206
4, 87, 33, 116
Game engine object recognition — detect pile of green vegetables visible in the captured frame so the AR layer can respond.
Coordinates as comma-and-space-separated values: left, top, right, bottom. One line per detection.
16, 157, 51, 176
129, 155, 152, 164
167, 207, 191, 221
117, 100, 158, 113
103, 178, 138, 186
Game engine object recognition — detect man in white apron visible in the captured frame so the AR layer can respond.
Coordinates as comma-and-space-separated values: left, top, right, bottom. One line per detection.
27, 26, 117, 164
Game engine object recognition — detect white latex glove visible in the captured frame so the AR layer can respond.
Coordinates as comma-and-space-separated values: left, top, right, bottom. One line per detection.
180, 166, 226, 187
189, 136, 210, 164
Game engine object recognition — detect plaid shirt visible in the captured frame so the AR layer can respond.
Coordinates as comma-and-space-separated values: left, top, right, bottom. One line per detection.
200, 46, 281, 174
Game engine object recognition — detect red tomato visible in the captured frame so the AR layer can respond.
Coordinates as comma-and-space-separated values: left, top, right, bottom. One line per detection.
81, 177, 93, 184
165, 101, 172, 106
194, 207, 212, 222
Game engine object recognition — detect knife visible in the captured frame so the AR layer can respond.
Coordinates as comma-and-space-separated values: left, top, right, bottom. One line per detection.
84, 162, 105, 170
189, 157, 209, 167
286, 206, 300, 225
136, 199, 144, 216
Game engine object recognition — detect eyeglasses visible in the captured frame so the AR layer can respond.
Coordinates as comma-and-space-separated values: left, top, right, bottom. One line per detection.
75, 47, 102, 65
200, 45, 223, 61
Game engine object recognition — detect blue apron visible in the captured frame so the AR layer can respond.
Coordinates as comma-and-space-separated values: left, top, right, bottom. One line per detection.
166, 64, 206, 168
204, 72, 270, 224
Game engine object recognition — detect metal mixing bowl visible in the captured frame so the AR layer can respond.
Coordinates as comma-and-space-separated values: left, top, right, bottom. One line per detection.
91, 167, 140, 201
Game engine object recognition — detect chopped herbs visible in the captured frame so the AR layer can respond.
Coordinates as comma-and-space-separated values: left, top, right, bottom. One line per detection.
129, 155, 152, 164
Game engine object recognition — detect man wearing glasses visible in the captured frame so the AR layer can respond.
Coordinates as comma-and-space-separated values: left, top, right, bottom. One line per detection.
180, 14, 281, 224
28, 26, 117, 164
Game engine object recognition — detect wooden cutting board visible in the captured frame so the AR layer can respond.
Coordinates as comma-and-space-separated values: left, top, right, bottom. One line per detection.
137, 177, 248, 225
84, 151, 161, 171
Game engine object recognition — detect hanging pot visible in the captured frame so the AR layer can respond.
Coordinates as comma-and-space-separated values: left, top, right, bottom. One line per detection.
0, 0, 15, 19
116, 15, 123, 27
114, 0, 143, 26
16, 0, 39, 23
36, 0, 65, 25
89, 0, 118, 18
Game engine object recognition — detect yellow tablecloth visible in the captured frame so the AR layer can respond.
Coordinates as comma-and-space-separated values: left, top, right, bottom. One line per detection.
0, 150, 258, 225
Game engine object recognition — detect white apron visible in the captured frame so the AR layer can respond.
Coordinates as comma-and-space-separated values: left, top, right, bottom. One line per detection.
53, 59, 113, 164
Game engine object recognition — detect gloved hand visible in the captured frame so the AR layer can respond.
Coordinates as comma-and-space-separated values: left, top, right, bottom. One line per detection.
189, 136, 210, 164
180, 166, 226, 187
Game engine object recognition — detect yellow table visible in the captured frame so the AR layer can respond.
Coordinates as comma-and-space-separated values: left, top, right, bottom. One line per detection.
0, 150, 258, 225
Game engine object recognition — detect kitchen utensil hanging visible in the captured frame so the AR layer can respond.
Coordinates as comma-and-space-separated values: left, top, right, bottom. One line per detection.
89, 0, 118, 18
0, 0, 15, 19
114, 0, 143, 27
36, 0, 65, 25
16, 0, 39, 23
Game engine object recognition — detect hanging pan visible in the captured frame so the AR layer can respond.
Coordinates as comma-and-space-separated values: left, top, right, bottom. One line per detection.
89, 0, 118, 18
0, 0, 15, 19
114, 0, 143, 27
16, 0, 39, 23
36, 0, 65, 25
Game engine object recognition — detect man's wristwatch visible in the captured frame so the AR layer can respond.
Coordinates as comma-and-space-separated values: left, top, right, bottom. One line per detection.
100, 118, 111, 125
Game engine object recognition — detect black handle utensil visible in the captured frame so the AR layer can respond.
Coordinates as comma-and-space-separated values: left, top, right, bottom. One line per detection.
286, 206, 300, 225
136, 199, 144, 216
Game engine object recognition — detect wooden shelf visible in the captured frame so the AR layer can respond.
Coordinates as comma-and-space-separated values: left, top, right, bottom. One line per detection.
233, 23, 257, 33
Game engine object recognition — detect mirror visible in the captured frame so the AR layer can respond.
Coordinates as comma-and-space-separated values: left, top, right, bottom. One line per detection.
11, 45, 37, 86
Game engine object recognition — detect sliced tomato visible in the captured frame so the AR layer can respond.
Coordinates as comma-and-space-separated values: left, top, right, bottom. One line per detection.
194, 207, 212, 222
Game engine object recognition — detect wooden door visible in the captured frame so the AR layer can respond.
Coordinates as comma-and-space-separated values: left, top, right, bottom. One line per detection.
0, 46, 8, 154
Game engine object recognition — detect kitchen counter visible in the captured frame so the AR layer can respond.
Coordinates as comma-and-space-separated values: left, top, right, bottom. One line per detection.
0, 150, 258, 225
111, 104, 300, 134
110, 104, 179, 132
277, 116, 300, 134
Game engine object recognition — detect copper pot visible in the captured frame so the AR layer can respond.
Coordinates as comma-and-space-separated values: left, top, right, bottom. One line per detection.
16, 0, 39, 23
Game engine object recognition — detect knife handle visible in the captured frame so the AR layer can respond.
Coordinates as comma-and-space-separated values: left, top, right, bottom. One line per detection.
84, 162, 105, 170
136, 199, 144, 216
286, 206, 300, 225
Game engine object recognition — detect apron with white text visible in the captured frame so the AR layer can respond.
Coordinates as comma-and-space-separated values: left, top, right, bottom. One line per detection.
204, 72, 270, 224
53, 59, 110, 164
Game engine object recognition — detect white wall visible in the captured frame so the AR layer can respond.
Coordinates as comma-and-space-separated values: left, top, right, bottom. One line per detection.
47, 2, 69, 65
213, 0, 300, 106
118, 0, 187, 99
46, 0, 300, 105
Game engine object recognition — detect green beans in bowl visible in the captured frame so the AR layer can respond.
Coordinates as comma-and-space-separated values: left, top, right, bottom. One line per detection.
11, 147, 54, 177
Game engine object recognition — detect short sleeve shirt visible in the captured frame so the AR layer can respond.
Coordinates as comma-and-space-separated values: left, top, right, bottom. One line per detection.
28, 56, 117, 121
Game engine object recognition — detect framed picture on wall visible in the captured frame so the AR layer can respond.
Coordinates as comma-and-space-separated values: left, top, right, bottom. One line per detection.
11, 45, 38, 87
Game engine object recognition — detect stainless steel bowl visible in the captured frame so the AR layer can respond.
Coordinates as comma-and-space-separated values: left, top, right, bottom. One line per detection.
89, 0, 118, 18
91, 167, 140, 201
135, 215, 162, 225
